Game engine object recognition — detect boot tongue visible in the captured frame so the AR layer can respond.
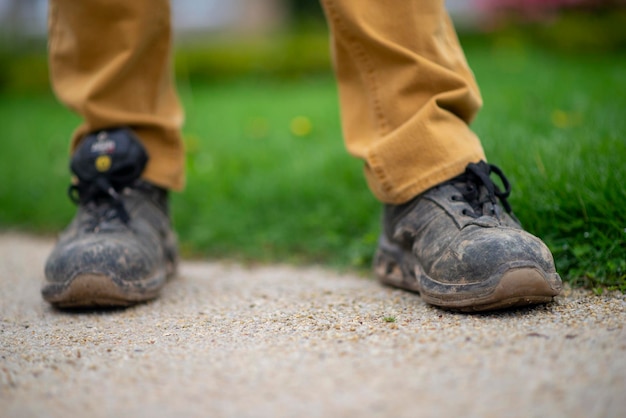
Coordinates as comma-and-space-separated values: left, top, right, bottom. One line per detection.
68, 128, 149, 223
450, 178, 482, 215
449, 161, 514, 218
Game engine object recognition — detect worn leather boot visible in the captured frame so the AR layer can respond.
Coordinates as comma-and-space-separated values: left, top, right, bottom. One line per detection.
43, 128, 177, 308
374, 161, 562, 311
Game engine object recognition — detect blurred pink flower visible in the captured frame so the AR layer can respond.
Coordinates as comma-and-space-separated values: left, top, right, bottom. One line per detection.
476, 0, 620, 22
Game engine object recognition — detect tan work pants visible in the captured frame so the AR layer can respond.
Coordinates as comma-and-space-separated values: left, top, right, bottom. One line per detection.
48, 0, 485, 204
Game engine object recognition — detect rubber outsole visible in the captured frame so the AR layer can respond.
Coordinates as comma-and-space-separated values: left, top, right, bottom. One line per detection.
374, 236, 562, 312
42, 272, 164, 308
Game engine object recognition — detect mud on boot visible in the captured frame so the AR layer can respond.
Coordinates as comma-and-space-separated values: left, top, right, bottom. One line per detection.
43, 128, 177, 308
374, 161, 562, 312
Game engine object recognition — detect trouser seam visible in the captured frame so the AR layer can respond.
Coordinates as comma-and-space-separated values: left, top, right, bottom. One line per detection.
322, 0, 390, 137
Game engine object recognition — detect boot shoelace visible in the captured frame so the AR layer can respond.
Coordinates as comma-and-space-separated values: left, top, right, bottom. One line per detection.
449, 161, 513, 218
68, 176, 131, 229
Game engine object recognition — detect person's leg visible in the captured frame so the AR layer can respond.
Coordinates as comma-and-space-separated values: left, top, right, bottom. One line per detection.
48, 0, 185, 190
321, 0, 485, 204
43, 0, 182, 307
321, 0, 562, 310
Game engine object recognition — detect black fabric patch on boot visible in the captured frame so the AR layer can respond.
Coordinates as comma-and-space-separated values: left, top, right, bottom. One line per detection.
68, 128, 148, 223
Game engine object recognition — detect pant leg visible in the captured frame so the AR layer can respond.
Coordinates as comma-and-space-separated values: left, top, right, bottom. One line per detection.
48, 0, 185, 191
320, 0, 486, 204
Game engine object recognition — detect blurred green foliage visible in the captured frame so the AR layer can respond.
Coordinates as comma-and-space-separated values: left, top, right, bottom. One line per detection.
472, 8, 626, 53
0, 48, 50, 94
174, 29, 332, 84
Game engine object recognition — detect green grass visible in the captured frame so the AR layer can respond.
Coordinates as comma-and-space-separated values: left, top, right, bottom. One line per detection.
0, 39, 624, 291
173, 77, 378, 267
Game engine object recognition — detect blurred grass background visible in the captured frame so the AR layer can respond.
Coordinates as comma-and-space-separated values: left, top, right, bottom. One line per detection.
0, 1, 624, 291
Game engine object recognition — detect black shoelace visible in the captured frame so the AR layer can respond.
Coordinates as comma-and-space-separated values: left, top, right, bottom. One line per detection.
68, 177, 131, 225
449, 161, 513, 218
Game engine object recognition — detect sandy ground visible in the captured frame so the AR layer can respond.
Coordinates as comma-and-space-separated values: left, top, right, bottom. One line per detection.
0, 232, 625, 418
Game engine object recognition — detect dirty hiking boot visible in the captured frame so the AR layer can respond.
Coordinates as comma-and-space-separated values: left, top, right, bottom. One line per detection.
43, 128, 177, 308
374, 161, 562, 312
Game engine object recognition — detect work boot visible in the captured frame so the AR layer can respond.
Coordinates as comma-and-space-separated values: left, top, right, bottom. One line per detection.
374, 161, 562, 312
43, 128, 177, 308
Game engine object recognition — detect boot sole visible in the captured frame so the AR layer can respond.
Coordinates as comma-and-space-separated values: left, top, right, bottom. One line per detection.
42, 261, 175, 308
374, 235, 562, 312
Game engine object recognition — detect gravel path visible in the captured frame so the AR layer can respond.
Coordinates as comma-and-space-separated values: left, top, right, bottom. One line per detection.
1, 232, 625, 418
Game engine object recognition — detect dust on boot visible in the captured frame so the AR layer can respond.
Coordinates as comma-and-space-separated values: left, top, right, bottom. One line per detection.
374, 161, 562, 312
43, 128, 177, 308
